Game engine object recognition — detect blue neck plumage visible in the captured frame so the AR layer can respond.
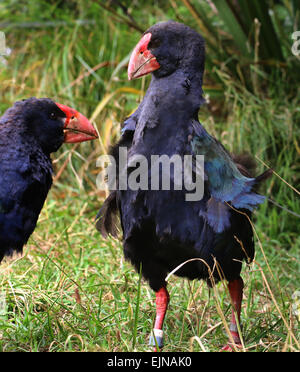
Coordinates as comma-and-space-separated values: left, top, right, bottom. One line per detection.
122, 69, 205, 134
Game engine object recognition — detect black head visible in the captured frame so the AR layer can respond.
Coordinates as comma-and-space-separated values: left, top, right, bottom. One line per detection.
4, 97, 98, 154
10, 97, 66, 154
128, 21, 205, 80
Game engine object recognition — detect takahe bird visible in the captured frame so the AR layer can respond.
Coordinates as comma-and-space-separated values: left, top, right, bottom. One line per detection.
96, 21, 271, 351
0, 97, 98, 262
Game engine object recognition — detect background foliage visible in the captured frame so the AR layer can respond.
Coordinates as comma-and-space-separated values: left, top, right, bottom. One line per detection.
0, 0, 299, 352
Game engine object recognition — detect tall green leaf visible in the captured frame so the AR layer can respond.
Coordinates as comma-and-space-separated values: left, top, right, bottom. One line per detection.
213, 0, 252, 57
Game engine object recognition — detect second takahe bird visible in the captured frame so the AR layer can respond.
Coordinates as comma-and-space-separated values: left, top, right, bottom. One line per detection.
96, 21, 271, 351
0, 97, 98, 263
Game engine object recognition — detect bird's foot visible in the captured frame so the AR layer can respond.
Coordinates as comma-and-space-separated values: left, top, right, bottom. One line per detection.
221, 323, 243, 352
221, 342, 242, 352
220, 317, 244, 352
221, 328, 243, 352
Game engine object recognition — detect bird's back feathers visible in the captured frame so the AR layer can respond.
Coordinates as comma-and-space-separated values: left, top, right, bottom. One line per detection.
0, 106, 53, 261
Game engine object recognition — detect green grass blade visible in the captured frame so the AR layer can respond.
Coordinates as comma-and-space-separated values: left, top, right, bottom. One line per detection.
132, 263, 142, 350
213, 0, 252, 57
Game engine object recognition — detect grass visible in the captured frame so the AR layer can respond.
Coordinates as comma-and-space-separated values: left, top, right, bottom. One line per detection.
0, 0, 299, 352
0, 192, 299, 352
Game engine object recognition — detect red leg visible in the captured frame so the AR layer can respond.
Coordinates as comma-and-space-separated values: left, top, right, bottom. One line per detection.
222, 277, 244, 351
149, 287, 170, 351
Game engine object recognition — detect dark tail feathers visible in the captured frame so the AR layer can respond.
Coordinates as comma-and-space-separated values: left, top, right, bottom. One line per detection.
255, 169, 273, 183
95, 191, 119, 238
232, 152, 273, 185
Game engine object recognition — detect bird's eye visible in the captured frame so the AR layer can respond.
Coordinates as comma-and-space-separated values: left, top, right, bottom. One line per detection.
50, 112, 57, 120
149, 38, 160, 49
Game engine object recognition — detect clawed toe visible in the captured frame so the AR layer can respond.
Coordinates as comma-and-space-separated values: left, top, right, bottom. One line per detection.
221, 342, 242, 352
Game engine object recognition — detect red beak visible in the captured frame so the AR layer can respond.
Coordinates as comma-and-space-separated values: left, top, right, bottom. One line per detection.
55, 103, 98, 143
128, 33, 160, 80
